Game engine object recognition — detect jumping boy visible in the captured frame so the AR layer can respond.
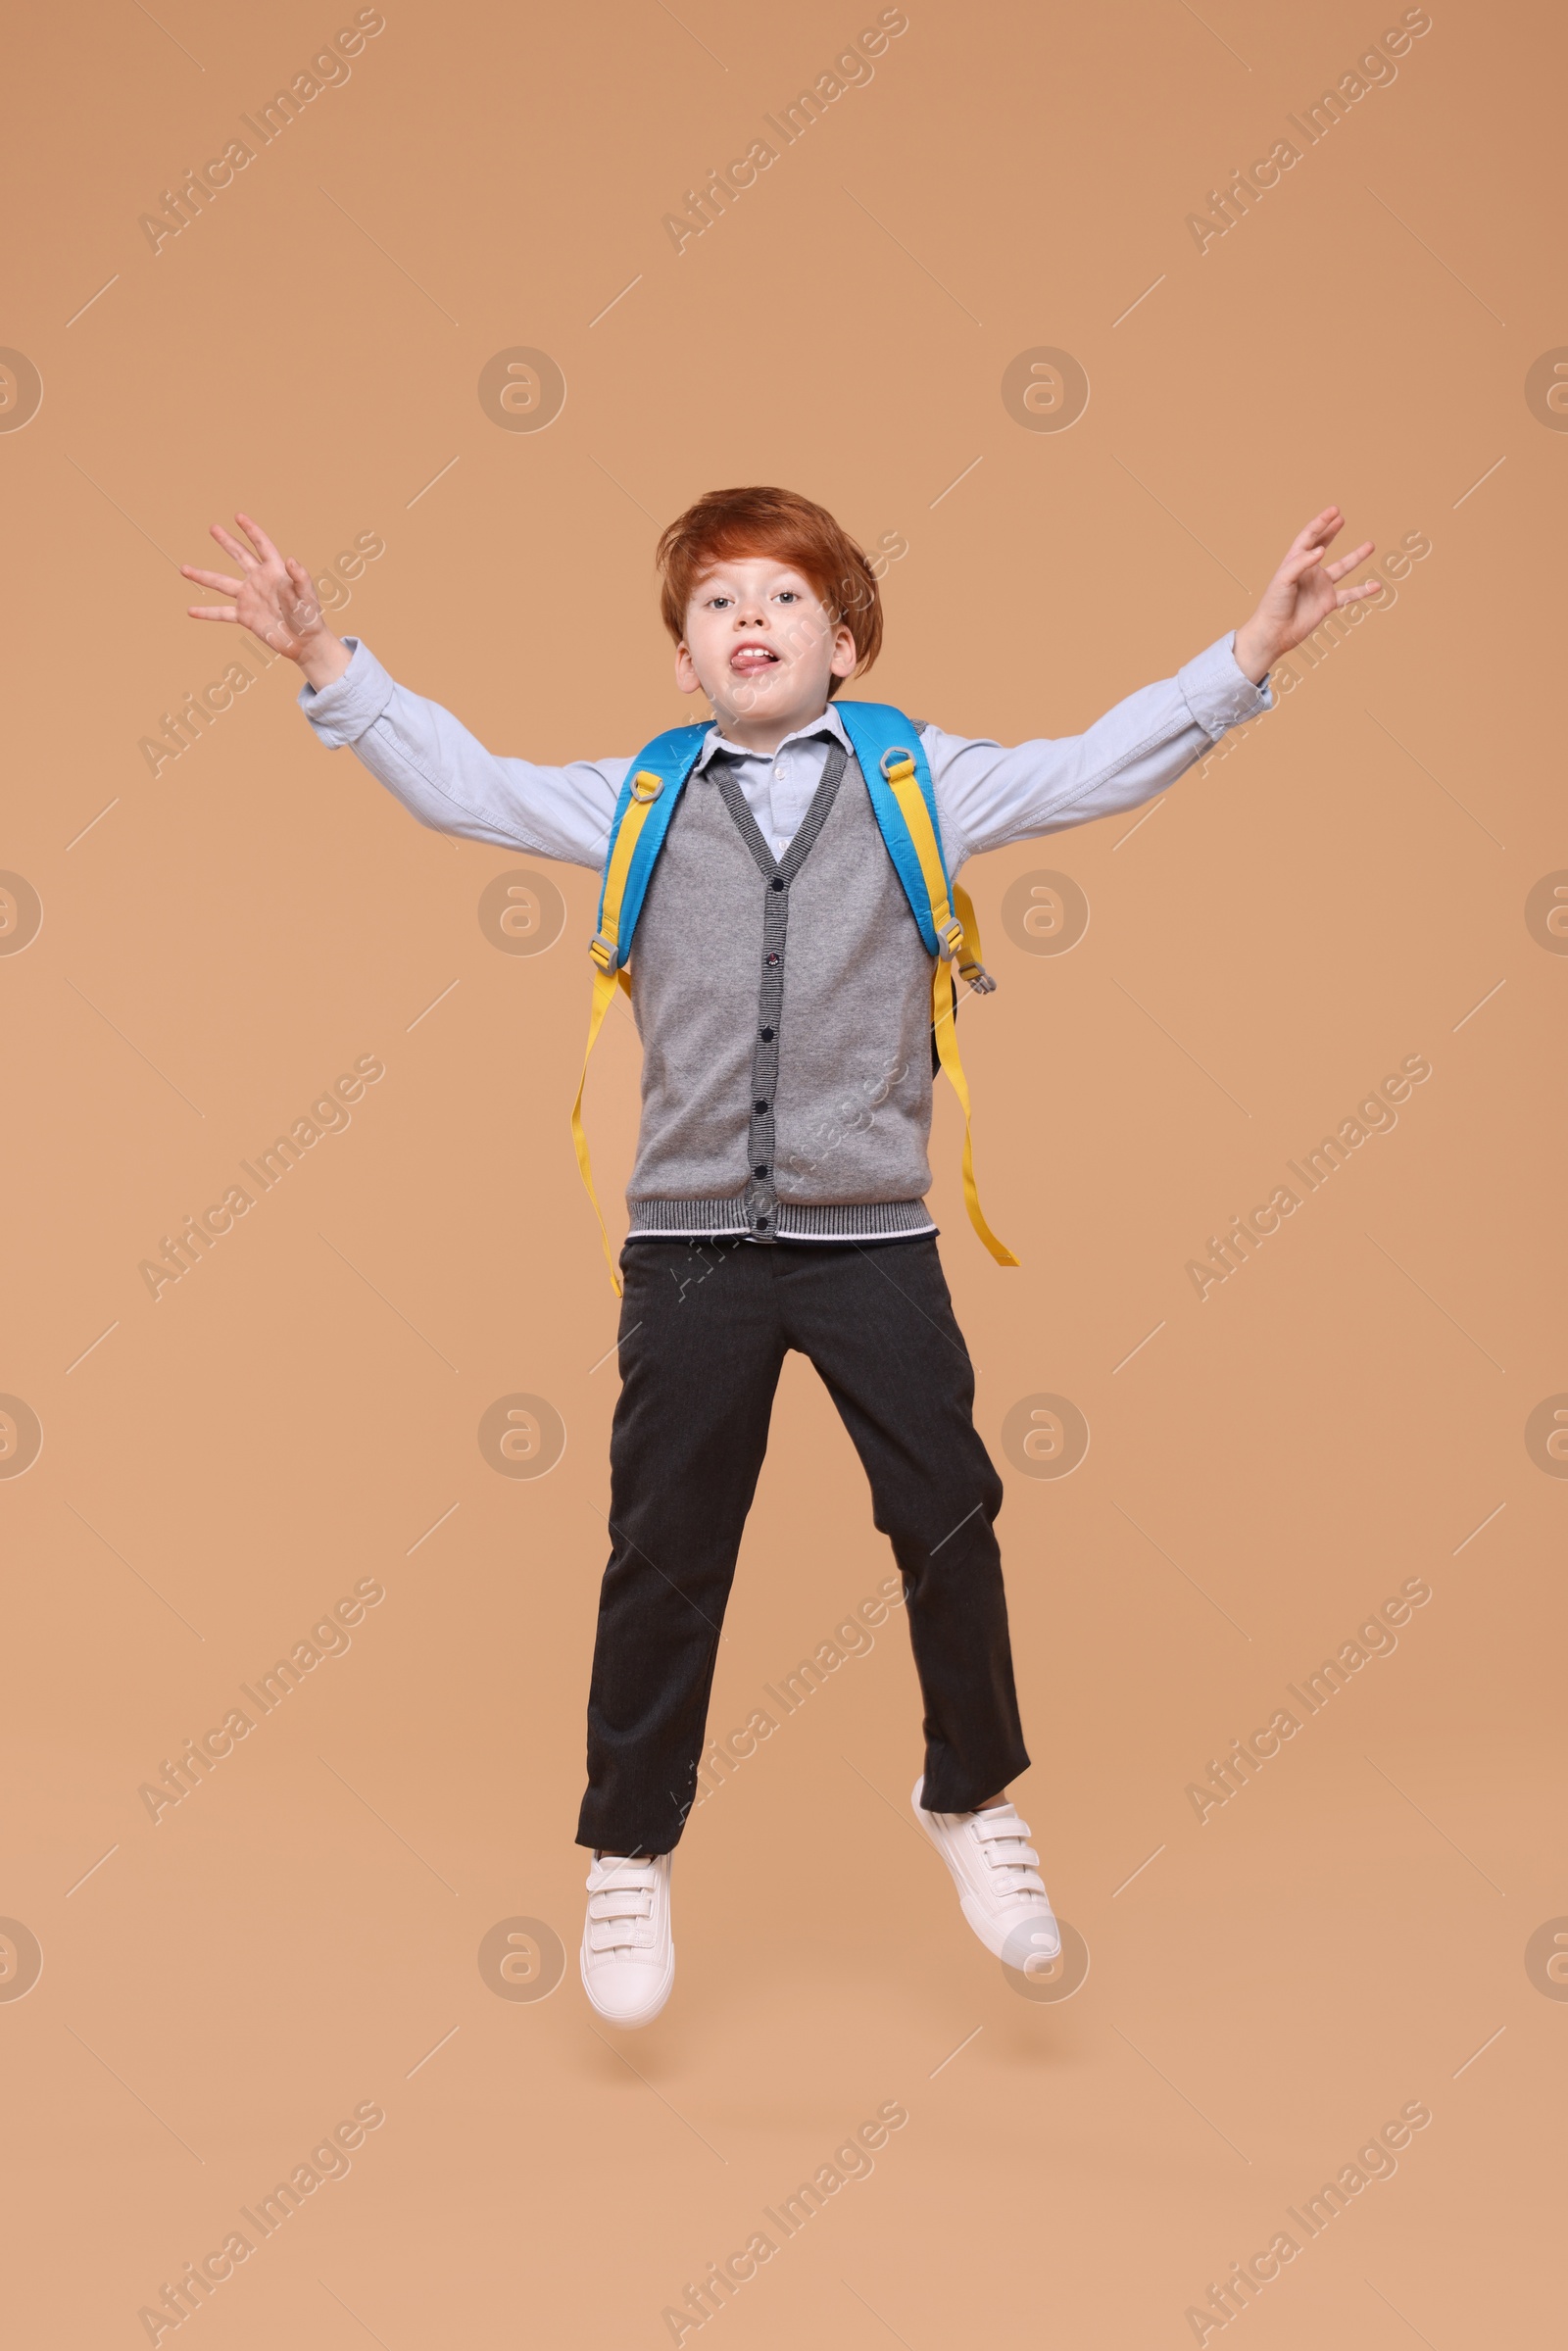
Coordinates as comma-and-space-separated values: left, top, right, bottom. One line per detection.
184, 486, 1381, 2025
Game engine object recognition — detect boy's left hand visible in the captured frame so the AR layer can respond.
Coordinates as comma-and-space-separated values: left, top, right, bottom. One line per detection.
1232, 507, 1382, 684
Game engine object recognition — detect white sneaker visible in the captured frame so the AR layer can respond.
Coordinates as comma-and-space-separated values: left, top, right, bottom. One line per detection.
580, 1850, 674, 2027
912, 1779, 1060, 1973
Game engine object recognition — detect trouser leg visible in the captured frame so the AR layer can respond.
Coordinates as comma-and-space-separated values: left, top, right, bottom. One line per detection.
576, 1241, 785, 1856
779, 1240, 1031, 1812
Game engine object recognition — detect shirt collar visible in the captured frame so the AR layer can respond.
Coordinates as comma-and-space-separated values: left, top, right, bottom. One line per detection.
693, 702, 851, 774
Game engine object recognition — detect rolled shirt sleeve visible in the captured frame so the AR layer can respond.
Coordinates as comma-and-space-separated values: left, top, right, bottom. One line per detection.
298, 639, 627, 871
928, 631, 1274, 869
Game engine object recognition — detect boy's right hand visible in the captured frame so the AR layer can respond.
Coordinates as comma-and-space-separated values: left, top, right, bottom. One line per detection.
182, 512, 352, 691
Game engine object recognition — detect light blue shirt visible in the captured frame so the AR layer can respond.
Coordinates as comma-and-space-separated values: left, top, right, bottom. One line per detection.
300, 634, 1273, 874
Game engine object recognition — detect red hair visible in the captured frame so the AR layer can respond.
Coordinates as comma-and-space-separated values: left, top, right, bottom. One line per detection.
655, 486, 883, 695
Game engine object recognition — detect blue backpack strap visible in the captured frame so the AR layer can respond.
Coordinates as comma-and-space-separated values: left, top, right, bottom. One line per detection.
575, 718, 709, 1295
592, 720, 710, 969
832, 701, 948, 954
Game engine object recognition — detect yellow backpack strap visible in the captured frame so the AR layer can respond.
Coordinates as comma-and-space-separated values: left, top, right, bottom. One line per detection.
570, 769, 665, 1296
951, 882, 996, 995
881, 753, 1018, 1268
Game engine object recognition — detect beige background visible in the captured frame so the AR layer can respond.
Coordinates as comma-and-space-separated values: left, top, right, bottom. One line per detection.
3, 0, 1563, 2342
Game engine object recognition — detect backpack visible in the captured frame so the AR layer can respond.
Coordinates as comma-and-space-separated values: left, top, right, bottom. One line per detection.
570, 701, 1017, 1294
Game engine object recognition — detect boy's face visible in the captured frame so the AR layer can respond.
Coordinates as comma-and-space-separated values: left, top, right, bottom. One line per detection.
675, 555, 858, 741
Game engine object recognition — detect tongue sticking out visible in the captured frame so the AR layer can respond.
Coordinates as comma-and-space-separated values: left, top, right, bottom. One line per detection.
731, 646, 778, 670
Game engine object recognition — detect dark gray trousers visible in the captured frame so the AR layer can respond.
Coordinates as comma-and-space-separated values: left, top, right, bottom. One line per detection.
575, 1237, 1031, 1856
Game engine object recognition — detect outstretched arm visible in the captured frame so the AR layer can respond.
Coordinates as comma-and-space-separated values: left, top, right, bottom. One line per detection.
182, 514, 622, 867
930, 507, 1381, 867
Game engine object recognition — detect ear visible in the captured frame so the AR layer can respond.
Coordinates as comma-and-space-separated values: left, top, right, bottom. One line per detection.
829, 622, 858, 680
673, 640, 705, 698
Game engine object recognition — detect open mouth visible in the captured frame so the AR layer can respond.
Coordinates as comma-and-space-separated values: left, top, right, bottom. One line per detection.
729, 644, 780, 674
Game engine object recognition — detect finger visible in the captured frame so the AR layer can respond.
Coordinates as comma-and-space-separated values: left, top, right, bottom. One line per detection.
211, 522, 258, 570
1280, 538, 1333, 585
286, 562, 327, 619
1294, 507, 1353, 558
1303, 510, 1344, 554
1321, 539, 1376, 582
186, 605, 239, 622
1274, 511, 1341, 583
181, 564, 245, 594
1288, 506, 1340, 555
236, 510, 283, 566
1334, 580, 1386, 608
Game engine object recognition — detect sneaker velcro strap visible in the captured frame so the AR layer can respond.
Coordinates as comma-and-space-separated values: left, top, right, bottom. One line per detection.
992, 1842, 1044, 1881
589, 1889, 652, 1918
974, 1811, 1029, 1839
588, 1921, 645, 1950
